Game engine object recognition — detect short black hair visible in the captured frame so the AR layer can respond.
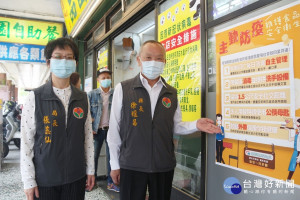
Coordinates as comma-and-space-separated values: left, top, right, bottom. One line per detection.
297, 118, 300, 123
44, 37, 79, 62
216, 113, 222, 119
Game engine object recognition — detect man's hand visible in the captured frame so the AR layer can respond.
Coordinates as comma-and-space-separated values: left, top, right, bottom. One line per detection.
196, 118, 222, 134
93, 131, 97, 135
111, 169, 120, 185
86, 175, 95, 191
24, 187, 39, 200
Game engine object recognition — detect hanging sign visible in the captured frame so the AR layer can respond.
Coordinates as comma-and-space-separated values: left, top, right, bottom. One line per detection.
61, 0, 91, 35
0, 42, 45, 63
0, 16, 63, 46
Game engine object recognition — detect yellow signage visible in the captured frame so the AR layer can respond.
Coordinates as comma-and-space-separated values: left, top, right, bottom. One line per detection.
0, 16, 63, 45
61, 0, 91, 34
97, 46, 108, 88
215, 2, 300, 185
158, 0, 201, 121
97, 49, 108, 71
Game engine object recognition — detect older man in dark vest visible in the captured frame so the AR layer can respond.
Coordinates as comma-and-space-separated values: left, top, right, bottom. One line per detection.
107, 40, 221, 200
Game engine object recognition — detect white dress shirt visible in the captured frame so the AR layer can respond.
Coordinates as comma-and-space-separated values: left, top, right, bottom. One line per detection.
99, 87, 110, 128
20, 86, 94, 189
107, 73, 198, 170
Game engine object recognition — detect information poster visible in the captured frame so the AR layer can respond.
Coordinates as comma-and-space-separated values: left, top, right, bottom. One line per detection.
158, 0, 201, 121
216, 2, 300, 185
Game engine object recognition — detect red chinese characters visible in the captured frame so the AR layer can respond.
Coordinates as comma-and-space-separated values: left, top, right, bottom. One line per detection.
219, 20, 264, 54
266, 73, 289, 82
160, 25, 200, 52
266, 108, 289, 116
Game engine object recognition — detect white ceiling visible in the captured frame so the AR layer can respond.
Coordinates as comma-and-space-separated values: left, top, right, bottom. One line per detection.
0, 0, 64, 22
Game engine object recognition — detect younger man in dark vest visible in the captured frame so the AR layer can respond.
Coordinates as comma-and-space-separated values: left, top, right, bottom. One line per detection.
21, 38, 95, 200
107, 40, 221, 199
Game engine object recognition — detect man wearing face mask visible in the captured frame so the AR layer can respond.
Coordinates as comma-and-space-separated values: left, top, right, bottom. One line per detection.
107, 40, 221, 199
20, 38, 95, 200
87, 68, 119, 192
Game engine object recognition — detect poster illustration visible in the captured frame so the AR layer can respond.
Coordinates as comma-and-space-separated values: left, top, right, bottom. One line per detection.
216, 2, 300, 185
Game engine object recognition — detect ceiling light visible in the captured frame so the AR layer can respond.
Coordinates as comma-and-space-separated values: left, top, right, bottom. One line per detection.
139, 25, 155, 36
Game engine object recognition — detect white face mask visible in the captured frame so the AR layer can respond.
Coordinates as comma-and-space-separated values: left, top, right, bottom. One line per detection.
141, 61, 165, 80
50, 59, 76, 78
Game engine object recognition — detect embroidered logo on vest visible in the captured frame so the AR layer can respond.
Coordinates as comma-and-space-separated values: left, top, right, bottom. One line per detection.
162, 97, 171, 108
73, 107, 84, 119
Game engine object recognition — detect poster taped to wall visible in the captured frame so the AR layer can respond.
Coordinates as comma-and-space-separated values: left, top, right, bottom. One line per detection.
215, 1, 300, 185
158, 0, 202, 196
158, 0, 201, 121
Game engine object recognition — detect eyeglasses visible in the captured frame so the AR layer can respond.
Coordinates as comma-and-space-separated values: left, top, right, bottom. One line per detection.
51, 55, 75, 60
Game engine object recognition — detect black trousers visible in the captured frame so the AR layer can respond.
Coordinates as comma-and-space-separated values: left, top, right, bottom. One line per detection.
34, 176, 86, 200
216, 140, 223, 163
120, 168, 174, 200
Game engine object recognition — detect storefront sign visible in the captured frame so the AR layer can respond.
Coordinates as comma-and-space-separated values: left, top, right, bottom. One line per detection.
61, 0, 91, 34
244, 148, 275, 169
158, 0, 201, 121
0, 16, 63, 46
215, 1, 300, 185
0, 42, 45, 63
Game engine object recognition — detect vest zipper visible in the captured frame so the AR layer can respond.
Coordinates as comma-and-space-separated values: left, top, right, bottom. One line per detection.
57, 98, 68, 183
39, 143, 42, 154
145, 89, 154, 173
150, 120, 154, 172
64, 107, 68, 183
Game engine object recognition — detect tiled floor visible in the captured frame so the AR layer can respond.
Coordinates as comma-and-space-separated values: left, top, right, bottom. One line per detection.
97, 180, 120, 200
0, 144, 112, 200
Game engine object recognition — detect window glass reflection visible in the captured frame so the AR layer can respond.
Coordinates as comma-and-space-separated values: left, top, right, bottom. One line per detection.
208, 0, 258, 21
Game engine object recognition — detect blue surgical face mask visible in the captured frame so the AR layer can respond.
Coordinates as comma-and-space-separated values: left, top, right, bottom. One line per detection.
50, 59, 76, 78
100, 79, 111, 88
141, 61, 165, 80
